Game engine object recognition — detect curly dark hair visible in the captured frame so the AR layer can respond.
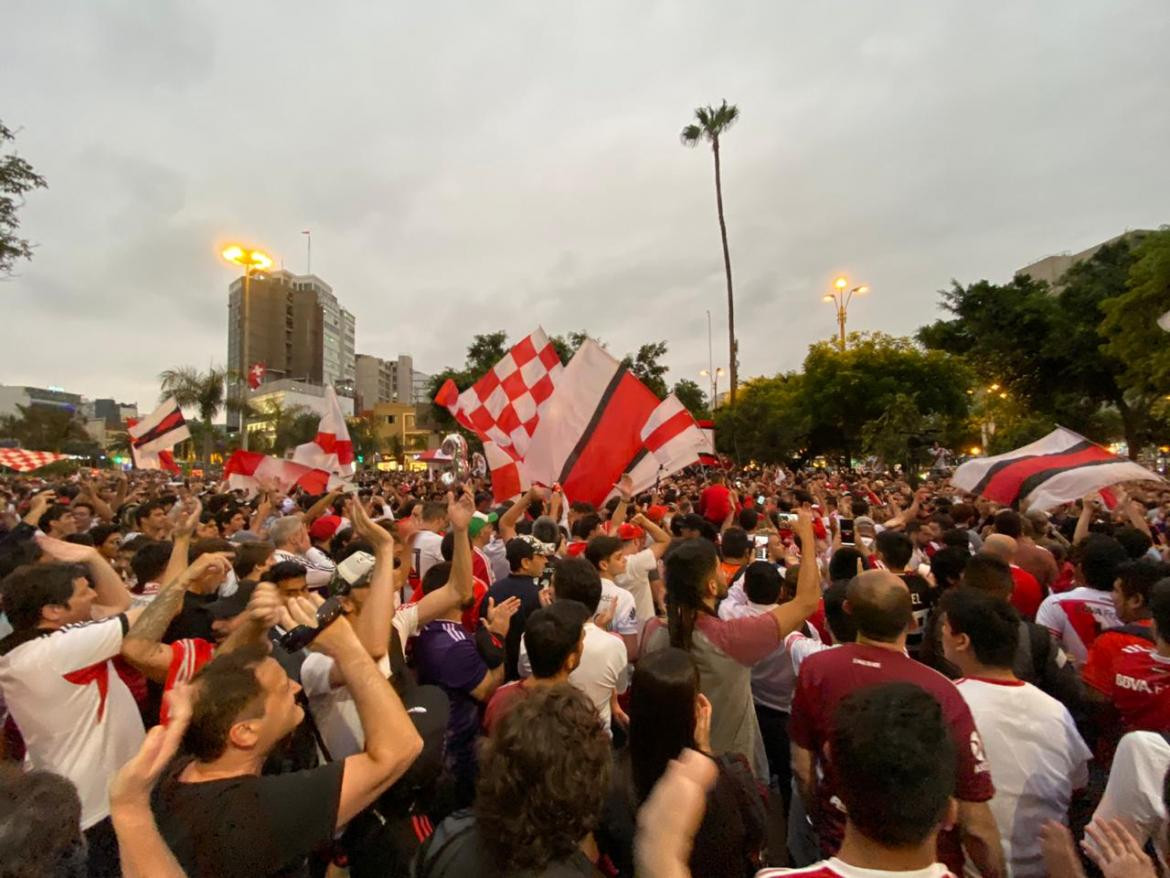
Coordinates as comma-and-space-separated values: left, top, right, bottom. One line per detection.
475, 684, 611, 875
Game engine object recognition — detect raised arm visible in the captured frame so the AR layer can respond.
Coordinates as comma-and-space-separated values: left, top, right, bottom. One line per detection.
282, 599, 423, 829
611, 474, 634, 531
121, 553, 233, 682
161, 499, 202, 588
632, 512, 671, 560
769, 511, 820, 637
304, 489, 342, 526
347, 496, 398, 661
498, 486, 540, 541
1073, 493, 1097, 546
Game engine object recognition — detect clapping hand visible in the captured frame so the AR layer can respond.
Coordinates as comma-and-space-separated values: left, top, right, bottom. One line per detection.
485, 596, 522, 637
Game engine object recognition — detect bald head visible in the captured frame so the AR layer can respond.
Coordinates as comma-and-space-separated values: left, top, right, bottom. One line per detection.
845, 570, 913, 642
982, 534, 1017, 563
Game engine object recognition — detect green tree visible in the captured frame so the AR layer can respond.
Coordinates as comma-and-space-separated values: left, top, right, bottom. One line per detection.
248, 398, 310, 455
0, 403, 89, 452
682, 100, 741, 403
714, 373, 809, 464
1101, 229, 1170, 400
621, 341, 670, 398
672, 378, 708, 418
549, 330, 592, 364
800, 333, 971, 462
159, 366, 229, 470
0, 120, 48, 276
346, 415, 381, 464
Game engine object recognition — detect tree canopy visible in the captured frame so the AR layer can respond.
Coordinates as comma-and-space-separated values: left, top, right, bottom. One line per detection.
0, 120, 47, 277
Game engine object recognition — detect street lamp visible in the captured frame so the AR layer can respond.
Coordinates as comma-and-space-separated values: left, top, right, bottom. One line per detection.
700, 366, 725, 409
823, 275, 870, 352
222, 244, 273, 451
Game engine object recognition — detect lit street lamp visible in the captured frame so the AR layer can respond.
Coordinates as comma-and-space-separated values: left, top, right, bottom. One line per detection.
823, 275, 870, 352
222, 244, 273, 451
700, 366, 725, 409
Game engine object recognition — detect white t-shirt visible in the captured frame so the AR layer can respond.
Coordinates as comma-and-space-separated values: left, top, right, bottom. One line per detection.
300, 603, 420, 759
786, 630, 835, 677
0, 616, 146, 829
412, 531, 445, 582
599, 578, 639, 637
1093, 730, 1170, 870
954, 677, 1091, 877
273, 547, 337, 589
758, 859, 955, 877
1035, 586, 1120, 666
518, 620, 628, 733
615, 547, 658, 623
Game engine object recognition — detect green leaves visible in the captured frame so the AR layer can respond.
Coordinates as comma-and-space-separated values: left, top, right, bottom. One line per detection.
0, 120, 48, 276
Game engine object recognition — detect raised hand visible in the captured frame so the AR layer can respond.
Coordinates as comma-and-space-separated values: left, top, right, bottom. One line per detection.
447, 488, 476, 532
246, 583, 283, 629
485, 596, 522, 637
175, 498, 203, 539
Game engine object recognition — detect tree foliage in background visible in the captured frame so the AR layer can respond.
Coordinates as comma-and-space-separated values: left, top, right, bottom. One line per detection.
0, 403, 89, 452
672, 378, 708, 417
918, 235, 1167, 453
1101, 228, 1170, 400
620, 341, 670, 398
714, 373, 808, 463
0, 120, 48, 277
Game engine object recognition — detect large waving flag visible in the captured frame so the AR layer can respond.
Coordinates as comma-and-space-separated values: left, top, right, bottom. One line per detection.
126, 417, 180, 474
0, 449, 68, 472
951, 426, 1163, 511
435, 327, 563, 461
224, 450, 343, 495
291, 386, 354, 477
129, 398, 189, 454
611, 395, 712, 499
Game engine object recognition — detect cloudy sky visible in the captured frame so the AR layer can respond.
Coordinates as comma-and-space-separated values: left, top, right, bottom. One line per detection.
4, 1, 1169, 412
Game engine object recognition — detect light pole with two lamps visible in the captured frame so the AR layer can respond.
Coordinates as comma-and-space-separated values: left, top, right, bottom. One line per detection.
823, 275, 870, 352
700, 366, 725, 410
221, 244, 273, 451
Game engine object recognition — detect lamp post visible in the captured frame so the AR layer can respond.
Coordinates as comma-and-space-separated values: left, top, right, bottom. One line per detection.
823, 275, 870, 352
222, 244, 273, 450
700, 366, 725, 409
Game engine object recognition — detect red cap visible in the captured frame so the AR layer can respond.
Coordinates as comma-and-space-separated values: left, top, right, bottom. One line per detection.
309, 514, 343, 541
618, 523, 645, 542
646, 504, 668, 523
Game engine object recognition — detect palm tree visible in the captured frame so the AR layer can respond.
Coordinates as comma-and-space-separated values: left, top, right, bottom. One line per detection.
682, 99, 740, 404
159, 366, 228, 471
248, 398, 310, 455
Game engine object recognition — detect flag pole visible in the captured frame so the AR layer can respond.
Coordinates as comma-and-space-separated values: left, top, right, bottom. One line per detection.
302, 230, 311, 274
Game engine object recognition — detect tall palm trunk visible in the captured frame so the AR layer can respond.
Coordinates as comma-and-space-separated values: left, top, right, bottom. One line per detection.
712, 137, 737, 404
202, 416, 213, 473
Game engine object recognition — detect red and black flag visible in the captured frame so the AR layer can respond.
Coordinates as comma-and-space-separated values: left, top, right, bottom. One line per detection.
951, 427, 1162, 511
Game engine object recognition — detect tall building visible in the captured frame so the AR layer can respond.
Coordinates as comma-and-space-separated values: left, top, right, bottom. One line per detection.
1017, 229, 1154, 288
411, 368, 434, 405
0, 385, 83, 418
355, 353, 427, 410
227, 270, 355, 430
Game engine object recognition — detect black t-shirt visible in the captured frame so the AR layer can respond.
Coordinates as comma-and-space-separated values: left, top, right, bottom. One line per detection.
477, 574, 542, 681
153, 758, 344, 878
899, 572, 937, 652
162, 591, 217, 643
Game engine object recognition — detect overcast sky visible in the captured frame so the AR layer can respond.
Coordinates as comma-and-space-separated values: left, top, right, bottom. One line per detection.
4, 1, 1169, 413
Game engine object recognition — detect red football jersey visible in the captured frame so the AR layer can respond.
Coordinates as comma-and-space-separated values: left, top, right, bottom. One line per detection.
1106, 645, 1170, 732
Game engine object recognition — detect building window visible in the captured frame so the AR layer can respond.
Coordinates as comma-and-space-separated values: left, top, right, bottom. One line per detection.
385, 414, 396, 425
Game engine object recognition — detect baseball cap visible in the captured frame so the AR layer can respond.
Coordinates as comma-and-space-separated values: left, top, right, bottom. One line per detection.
203, 579, 258, 620
517, 533, 556, 556
646, 504, 668, 524
332, 550, 376, 594
309, 515, 343, 542
617, 523, 645, 542
468, 511, 499, 539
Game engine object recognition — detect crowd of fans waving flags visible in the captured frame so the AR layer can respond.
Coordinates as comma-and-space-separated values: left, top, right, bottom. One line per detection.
3, 328, 1170, 877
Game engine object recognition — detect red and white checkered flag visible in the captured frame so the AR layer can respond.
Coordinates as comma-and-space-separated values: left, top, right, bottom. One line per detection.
0, 449, 68, 472
434, 327, 563, 460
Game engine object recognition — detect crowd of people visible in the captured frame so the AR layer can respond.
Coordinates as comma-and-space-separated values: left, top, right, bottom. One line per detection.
2, 462, 1170, 877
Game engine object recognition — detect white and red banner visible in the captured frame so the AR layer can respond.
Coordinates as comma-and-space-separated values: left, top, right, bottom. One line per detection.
224, 450, 343, 495
951, 426, 1163, 511
697, 418, 718, 466
129, 398, 189, 455
125, 417, 180, 474
248, 362, 266, 390
292, 386, 355, 477
439, 332, 707, 506
0, 449, 68, 472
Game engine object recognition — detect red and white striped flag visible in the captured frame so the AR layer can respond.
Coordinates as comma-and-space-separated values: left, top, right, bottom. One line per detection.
224, 450, 343, 495
291, 386, 355, 477
129, 398, 190, 455
612, 395, 711, 498
951, 426, 1163, 511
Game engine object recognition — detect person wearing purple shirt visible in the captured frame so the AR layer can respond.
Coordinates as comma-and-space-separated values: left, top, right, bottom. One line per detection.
414, 561, 520, 807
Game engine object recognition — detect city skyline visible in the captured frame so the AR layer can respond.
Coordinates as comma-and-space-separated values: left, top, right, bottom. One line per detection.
4, 1, 1169, 411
